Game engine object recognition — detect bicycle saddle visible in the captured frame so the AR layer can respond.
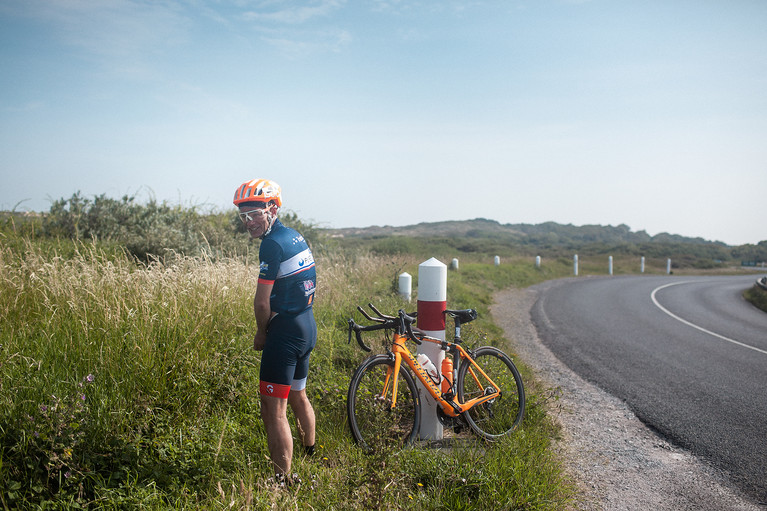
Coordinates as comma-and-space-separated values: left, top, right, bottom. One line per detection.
444, 308, 478, 324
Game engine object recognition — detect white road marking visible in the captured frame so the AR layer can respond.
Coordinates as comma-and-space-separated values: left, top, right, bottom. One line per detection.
650, 281, 767, 356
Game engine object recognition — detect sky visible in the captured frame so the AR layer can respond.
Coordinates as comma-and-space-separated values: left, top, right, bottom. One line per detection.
1, 0, 766, 246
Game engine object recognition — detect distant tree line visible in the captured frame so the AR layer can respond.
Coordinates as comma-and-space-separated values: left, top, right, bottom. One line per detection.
1, 192, 322, 261
326, 218, 767, 268
2, 195, 765, 267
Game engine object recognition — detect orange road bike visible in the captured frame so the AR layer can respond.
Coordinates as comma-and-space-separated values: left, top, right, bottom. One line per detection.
346, 304, 525, 450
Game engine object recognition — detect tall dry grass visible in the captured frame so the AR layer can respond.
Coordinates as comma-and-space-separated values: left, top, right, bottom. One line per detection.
0, 238, 573, 509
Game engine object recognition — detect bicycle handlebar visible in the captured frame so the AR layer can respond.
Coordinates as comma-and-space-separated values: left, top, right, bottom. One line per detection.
348, 305, 479, 352
347, 304, 421, 352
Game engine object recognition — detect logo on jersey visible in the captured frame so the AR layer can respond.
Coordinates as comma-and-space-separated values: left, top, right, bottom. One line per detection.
301, 280, 316, 296
276, 249, 315, 279
298, 254, 313, 268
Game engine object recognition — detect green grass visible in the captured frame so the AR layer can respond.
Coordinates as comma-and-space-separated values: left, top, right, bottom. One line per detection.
744, 283, 767, 313
1, 238, 579, 509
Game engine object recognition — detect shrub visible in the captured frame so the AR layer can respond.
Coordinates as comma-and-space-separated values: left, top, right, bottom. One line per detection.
38, 192, 328, 261
744, 283, 767, 313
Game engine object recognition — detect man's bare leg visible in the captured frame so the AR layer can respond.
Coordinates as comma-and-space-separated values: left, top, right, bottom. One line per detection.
260, 394, 292, 475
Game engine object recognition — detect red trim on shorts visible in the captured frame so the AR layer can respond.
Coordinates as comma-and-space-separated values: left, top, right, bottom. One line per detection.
260, 380, 291, 399
258, 278, 275, 285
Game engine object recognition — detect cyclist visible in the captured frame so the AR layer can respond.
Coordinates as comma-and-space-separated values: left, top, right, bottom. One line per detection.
233, 178, 317, 480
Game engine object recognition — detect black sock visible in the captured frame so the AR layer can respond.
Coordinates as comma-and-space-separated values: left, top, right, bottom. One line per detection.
304, 444, 315, 456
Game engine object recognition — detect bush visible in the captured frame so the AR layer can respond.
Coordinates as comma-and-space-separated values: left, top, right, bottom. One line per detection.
38, 192, 327, 261
42, 192, 241, 260
744, 283, 767, 313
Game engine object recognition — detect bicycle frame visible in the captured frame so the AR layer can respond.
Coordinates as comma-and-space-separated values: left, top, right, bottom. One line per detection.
383, 331, 502, 418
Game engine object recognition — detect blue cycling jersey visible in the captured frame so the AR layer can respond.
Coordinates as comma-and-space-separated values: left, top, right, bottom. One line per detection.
258, 219, 316, 315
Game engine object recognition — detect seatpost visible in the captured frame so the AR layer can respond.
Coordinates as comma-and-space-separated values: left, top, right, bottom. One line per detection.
453, 317, 462, 343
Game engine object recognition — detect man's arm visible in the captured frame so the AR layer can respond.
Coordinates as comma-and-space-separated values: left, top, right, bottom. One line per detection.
253, 280, 274, 351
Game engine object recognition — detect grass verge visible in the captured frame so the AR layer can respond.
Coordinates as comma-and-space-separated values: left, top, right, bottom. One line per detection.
1, 239, 578, 509
744, 282, 767, 313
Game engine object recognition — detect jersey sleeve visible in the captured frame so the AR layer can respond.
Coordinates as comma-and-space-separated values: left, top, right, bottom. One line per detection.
258, 238, 282, 285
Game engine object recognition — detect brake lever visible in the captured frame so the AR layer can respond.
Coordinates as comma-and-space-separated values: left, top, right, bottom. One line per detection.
357, 305, 384, 323
399, 310, 422, 345
368, 303, 399, 321
347, 318, 371, 352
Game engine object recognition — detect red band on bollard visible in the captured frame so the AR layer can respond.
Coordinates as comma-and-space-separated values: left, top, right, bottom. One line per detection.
417, 300, 446, 331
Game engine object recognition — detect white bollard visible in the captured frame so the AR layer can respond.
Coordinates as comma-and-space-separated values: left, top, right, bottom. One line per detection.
574, 254, 579, 276
641, 256, 645, 273
451, 258, 459, 270
608, 256, 613, 276
494, 255, 500, 266
398, 272, 412, 302
417, 258, 447, 441
667, 258, 672, 275
535, 255, 541, 268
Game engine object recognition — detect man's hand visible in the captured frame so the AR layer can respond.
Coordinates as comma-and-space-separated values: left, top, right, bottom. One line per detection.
253, 331, 266, 351
253, 282, 273, 352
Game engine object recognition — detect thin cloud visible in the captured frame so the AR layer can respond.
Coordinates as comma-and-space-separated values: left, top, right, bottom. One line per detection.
236, 1, 352, 57
242, 0, 345, 24
261, 28, 352, 57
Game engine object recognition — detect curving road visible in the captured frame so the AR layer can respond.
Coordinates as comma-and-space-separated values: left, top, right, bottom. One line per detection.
530, 275, 767, 504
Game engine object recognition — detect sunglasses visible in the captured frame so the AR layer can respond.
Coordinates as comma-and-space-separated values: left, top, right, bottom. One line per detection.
238, 208, 269, 223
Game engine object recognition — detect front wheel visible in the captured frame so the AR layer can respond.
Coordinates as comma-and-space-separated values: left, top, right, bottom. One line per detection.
456, 346, 525, 440
347, 354, 421, 452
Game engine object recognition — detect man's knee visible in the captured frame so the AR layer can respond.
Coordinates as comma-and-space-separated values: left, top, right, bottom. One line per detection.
288, 389, 312, 410
261, 394, 288, 423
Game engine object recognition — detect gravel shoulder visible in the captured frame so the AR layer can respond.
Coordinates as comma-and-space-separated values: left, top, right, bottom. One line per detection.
492, 285, 765, 511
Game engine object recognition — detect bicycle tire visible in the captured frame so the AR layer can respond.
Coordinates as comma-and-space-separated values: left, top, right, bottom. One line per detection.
456, 346, 525, 440
347, 354, 421, 451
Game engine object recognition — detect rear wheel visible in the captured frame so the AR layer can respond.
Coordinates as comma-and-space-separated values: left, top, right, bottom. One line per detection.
347, 354, 421, 451
456, 346, 525, 440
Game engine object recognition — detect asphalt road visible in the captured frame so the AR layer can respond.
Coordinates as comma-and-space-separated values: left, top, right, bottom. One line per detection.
530, 275, 767, 504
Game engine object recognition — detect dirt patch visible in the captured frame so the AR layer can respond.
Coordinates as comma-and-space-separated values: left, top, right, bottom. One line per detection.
492, 285, 764, 511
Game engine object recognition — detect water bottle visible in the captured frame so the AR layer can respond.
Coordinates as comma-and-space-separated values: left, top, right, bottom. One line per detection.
416, 353, 440, 385
441, 355, 453, 394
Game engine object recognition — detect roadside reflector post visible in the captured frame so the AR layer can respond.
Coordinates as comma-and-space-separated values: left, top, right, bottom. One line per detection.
451, 258, 459, 270
535, 255, 541, 268
494, 255, 500, 266
574, 254, 579, 276
609, 256, 613, 276
667, 258, 672, 275
641, 256, 645, 273
398, 272, 412, 302
417, 257, 446, 441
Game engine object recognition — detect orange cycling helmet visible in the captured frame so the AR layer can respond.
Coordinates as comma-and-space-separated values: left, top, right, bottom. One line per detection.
233, 179, 282, 208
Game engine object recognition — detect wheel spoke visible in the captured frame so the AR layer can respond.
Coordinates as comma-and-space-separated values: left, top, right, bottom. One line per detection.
347, 355, 420, 451
457, 347, 525, 440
